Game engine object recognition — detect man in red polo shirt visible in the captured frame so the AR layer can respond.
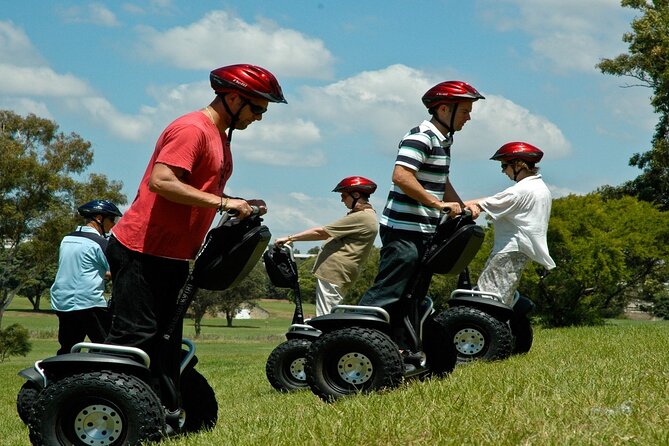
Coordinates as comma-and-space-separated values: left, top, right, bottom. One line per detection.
105, 64, 286, 412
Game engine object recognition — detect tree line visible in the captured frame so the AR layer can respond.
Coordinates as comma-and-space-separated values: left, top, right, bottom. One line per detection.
1, 0, 668, 334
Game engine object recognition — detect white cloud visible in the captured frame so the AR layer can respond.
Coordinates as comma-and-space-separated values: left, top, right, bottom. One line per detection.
57, 3, 120, 27
547, 183, 582, 198
478, 0, 632, 74
0, 64, 93, 96
235, 118, 325, 166
462, 95, 571, 160
262, 194, 341, 237
0, 21, 45, 66
0, 98, 51, 119
73, 96, 153, 141
294, 64, 570, 159
135, 11, 335, 79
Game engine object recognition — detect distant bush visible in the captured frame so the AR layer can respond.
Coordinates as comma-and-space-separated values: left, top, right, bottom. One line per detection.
651, 291, 669, 320
0, 323, 32, 362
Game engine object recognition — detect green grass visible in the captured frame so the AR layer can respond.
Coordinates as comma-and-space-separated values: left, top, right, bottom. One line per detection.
1, 299, 668, 445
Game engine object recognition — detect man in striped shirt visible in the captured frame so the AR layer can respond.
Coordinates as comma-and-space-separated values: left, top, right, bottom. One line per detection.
359, 81, 484, 359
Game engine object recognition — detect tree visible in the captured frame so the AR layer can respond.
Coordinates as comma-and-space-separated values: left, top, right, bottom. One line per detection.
597, 0, 669, 210
0, 323, 31, 362
189, 288, 221, 337
524, 194, 669, 327
217, 263, 267, 326
189, 262, 267, 331
0, 111, 126, 325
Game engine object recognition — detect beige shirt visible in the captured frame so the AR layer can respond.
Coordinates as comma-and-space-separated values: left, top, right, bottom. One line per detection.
312, 208, 378, 291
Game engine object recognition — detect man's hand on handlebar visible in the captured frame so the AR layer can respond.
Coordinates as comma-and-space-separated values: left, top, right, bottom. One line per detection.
226, 198, 267, 218
440, 201, 462, 217
246, 199, 268, 216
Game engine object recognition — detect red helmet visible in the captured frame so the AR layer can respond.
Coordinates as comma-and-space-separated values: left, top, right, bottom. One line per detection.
491, 141, 544, 163
422, 81, 484, 109
332, 176, 377, 195
210, 64, 287, 103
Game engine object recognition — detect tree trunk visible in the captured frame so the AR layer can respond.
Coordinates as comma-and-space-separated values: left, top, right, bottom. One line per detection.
225, 311, 233, 327
27, 294, 42, 310
0, 288, 17, 328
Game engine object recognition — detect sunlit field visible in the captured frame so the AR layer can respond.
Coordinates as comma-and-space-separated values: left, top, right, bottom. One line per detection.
1, 299, 667, 446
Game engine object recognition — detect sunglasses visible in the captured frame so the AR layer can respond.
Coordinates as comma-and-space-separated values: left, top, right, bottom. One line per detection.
245, 102, 268, 115
501, 163, 509, 171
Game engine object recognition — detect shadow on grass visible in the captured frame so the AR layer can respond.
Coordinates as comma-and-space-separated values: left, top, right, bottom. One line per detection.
190, 323, 262, 329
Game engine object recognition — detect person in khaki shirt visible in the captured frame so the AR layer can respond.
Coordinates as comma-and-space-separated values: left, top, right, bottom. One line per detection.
275, 176, 378, 316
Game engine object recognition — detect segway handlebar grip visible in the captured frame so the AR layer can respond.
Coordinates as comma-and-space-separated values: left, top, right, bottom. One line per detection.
225, 205, 261, 218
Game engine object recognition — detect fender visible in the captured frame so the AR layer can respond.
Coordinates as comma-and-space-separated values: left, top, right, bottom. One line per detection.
307, 312, 391, 335
285, 323, 322, 341
20, 352, 152, 388
448, 289, 514, 321
18, 342, 153, 388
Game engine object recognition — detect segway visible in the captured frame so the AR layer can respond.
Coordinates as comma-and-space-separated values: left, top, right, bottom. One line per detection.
436, 270, 535, 363
263, 244, 321, 391
17, 208, 270, 445
304, 210, 484, 402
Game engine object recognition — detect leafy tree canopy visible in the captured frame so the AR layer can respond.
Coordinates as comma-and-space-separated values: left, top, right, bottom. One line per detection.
0, 111, 126, 323
525, 193, 668, 327
597, 0, 669, 209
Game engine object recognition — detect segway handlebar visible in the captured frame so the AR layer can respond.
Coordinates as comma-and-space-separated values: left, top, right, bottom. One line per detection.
438, 207, 473, 225
270, 241, 296, 261
224, 204, 262, 218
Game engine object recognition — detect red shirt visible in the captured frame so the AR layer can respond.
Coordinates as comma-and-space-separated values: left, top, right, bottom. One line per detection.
113, 111, 231, 260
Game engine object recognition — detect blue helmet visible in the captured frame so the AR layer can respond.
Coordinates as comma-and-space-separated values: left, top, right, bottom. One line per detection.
77, 200, 122, 219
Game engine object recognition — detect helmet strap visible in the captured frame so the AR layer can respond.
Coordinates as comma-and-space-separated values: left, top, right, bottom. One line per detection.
348, 193, 372, 213
434, 103, 457, 137
218, 94, 244, 144
90, 217, 107, 238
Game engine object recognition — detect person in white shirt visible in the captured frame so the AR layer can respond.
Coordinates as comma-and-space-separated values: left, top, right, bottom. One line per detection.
465, 142, 555, 305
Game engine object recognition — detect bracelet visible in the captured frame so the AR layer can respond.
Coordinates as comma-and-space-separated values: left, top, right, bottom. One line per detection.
219, 197, 229, 214
288, 235, 294, 242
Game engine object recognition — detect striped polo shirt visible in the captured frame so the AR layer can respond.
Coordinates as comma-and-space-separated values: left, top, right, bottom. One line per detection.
380, 120, 452, 233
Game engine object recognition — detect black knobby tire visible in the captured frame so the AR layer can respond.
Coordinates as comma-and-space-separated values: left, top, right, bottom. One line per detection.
305, 327, 403, 402
510, 314, 533, 354
28, 370, 165, 446
17, 381, 41, 425
435, 306, 513, 363
265, 338, 312, 392
180, 367, 218, 433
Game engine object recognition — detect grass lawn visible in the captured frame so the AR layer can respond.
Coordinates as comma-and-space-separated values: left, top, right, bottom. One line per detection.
1, 298, 668, 445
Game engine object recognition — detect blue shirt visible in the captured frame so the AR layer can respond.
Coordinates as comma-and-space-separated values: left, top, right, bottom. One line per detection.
50, 226, 109, 312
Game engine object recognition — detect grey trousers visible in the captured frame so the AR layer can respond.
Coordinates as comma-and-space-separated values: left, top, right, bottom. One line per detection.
477, 251, 529, 305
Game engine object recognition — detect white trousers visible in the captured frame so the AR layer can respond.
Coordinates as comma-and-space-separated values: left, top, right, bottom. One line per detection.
315, 278, 344, 317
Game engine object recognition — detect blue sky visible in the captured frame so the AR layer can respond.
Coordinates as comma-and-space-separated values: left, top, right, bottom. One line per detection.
0, 0, 656, 250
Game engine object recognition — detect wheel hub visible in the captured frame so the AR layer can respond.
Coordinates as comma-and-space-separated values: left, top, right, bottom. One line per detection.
337, 352, 373, 385
73, 404, 123, 446
289, 357, 307, 381
453, 328, 485, 355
